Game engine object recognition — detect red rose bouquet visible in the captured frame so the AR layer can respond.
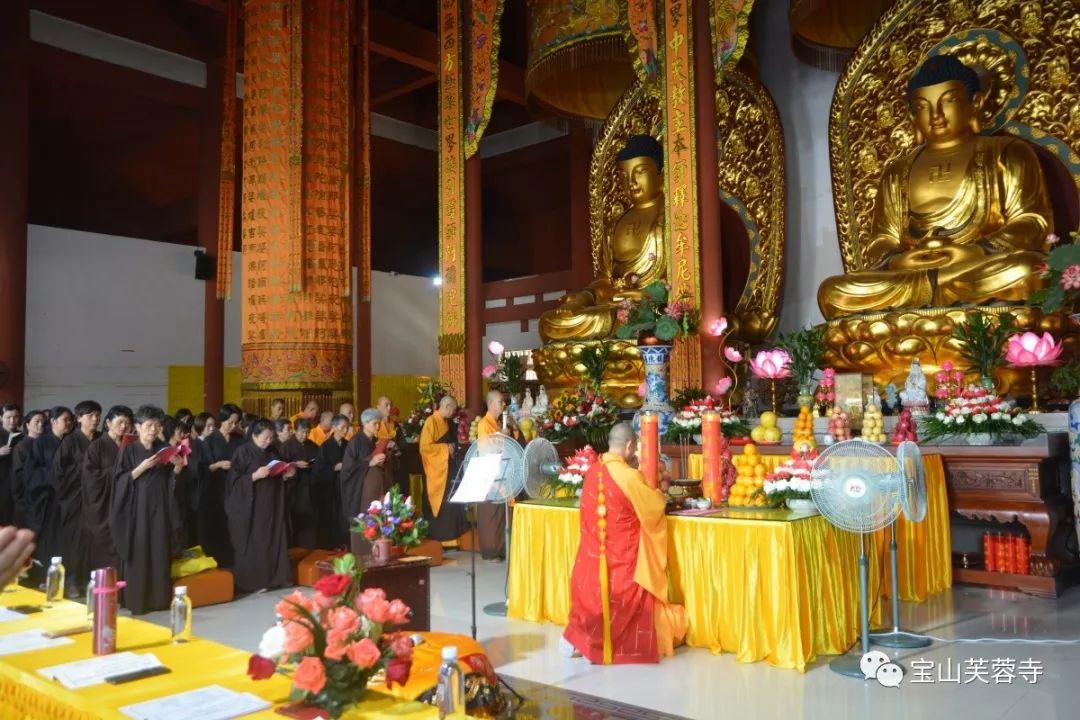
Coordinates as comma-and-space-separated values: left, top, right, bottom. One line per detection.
247, 554, 414, 719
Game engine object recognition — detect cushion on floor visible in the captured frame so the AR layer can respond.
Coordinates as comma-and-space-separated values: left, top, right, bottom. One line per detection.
406, 538, 444, 566
296, 549, 344, 587
175, 568, 234, 608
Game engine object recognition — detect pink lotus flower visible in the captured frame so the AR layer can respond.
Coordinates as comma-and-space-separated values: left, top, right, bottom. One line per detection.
488, 340, 504, 356
481, 363, 497, 379
715, 377, 733, 395
708, 317, 729, 336
723, 346, 743, 363
750, 349, 792, 379
1005, 331, 1063, 367
1062, 264, 1080, 290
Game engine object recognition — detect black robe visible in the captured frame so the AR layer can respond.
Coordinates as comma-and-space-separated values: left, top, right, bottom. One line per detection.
111, 440, 188, 615
312, 436, 347, 549
225, 442, 292, 593
10, 440, 32, 531
0, 429, 21, 526
280, 437, 317, 549
198, 431, 242, 567
340, 433, 387, 531
24, 433, 64, 572
53, 430, 96, 589
81, 434, 121, 572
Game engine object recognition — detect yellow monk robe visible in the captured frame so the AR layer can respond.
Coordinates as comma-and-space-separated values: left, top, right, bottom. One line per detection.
377, 418, 399, 441
309, 424, 329, 446
564, 452, 687, 663
419, 413, 451, 517
475, 413, 516, 560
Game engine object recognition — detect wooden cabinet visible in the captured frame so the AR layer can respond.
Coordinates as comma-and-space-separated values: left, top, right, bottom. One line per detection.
317, 556, 432, 631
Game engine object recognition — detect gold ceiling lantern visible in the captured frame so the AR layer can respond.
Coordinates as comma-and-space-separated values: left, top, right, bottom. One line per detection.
788, 0, 890, 71
525, 0, 635, 122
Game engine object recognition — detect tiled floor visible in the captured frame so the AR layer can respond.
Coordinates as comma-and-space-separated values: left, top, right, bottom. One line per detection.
145, 553, 1080, 720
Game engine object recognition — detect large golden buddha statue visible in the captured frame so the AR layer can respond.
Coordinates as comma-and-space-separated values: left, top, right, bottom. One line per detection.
819, 55, 1052, 319
539, 135, 666, 342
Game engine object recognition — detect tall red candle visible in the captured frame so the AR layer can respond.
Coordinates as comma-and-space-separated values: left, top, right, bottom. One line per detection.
639, 412, 659, 489
701, 411, 722, 503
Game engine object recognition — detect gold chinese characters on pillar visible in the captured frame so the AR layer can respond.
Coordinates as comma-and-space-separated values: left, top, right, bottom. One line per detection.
438, 0, 467, 396
663, 0, 702, 390
239, 0, 353, 411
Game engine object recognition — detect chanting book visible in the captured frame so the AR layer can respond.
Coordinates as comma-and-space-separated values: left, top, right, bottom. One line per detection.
374, 438, 390, 456
264, 460, 296, 477
118, 435, 137, 450
154, 445, 183, 464
4, 432, 20, 448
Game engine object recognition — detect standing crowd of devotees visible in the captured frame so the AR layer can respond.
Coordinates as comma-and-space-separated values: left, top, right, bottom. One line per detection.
0, 395, 434, 615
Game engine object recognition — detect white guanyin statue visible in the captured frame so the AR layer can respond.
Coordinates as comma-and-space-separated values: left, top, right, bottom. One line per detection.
535, 385, 549, 415
519, 390, 534, 419
899, 358, 929, 415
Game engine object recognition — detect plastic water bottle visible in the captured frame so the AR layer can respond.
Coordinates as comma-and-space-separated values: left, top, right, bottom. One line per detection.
170, 586, 193, 642
44, 557, 65, 607
436, 645, 464, 719
86, 576, 96, 620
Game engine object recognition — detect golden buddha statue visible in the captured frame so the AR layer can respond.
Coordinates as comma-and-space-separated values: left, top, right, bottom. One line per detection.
818, 55, 1052, 319
539, 134, 666, 342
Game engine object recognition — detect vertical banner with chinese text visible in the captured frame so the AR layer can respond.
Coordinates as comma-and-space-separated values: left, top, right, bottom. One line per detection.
464, 0, 504, 159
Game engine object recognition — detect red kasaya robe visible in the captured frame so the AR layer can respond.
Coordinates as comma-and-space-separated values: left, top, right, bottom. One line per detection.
563, 453, 687, 664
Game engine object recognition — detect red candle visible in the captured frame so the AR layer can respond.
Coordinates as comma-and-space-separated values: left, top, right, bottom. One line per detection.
983, 532, 996, 573
997, 534, 1011, 574
701, 411, 722, 504
1014, 535, 1030, 576
639, 412, 659, 489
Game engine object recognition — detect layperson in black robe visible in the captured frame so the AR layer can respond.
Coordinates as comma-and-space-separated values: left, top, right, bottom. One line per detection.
111, 405, 188, 615
24, 407, 72, 578
340, 408, 389, 530
312, 415, 350, 549
11, 411, 45, 532
277, 419, 316, 549
226, 419, 295, 592
81, 406, 131, 573
53, 401, 101, 592
198, 404, 244, 568
0, 404, 23, 526
163, 416, 196, 549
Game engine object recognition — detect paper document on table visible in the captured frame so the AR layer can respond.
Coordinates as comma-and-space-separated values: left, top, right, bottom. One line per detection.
120, 685, 271, 720
450, 453, 502, 503
0, 607, 28, 623
39, 652, 163, 689
0, 630, 74, 656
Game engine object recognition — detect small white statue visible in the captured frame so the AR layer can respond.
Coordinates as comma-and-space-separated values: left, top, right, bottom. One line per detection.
899, 358, 929, 415
535, 385, 549, 415
519, 391, 534, 419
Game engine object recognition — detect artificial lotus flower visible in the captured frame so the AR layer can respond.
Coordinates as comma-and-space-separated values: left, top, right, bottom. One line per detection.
715, 377, 733, 395
488, 340, 504, 356
481, 363, 498, 379
749, 349, 793, 379
724, 346, 743, 363
708, 317, 729, 336
1005, 331, 1063, 367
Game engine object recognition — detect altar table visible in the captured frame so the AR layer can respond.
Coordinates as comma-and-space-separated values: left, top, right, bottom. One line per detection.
0, 587, 439, 720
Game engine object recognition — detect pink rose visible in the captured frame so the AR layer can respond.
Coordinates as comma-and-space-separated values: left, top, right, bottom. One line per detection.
387, 599, 411, 625
276, 591, 312, 622
292, 656, 327, 695
282, 620, 314, 655
327, 607, 360, 636
324, 626, 352, 661
347, 638, 382, 669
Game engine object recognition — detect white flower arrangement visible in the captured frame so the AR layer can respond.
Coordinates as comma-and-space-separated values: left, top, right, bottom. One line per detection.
921, 385, 1043, 442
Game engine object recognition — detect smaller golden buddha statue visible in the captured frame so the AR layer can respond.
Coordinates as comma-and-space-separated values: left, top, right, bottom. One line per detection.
818, 55, 1052, 319
539, 135, 666, 342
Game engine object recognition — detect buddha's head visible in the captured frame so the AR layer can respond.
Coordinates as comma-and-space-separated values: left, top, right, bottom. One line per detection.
616, 134, 663, 207
907, 55, 983, 147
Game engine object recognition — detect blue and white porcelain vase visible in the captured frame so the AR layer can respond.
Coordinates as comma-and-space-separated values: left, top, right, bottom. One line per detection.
633, 344, 675, 435
1070, 396, 1080, 554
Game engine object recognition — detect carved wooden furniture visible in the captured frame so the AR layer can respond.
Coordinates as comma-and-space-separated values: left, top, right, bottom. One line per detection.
317, 555, 432, 632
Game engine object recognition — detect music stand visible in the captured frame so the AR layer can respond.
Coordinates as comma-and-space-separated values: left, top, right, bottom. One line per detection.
448, 452, 504, 640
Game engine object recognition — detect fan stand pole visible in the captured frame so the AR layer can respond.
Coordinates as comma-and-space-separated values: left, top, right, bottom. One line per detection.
469, 502, 478, 640
869, 523, 932, 648
829, 532, 871, 678
483, 500, 512, 617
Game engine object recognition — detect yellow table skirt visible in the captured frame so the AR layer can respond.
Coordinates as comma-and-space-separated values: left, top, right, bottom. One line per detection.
509, 506, 901, 672
685, 451, 952, 602
0, 588, 439, 720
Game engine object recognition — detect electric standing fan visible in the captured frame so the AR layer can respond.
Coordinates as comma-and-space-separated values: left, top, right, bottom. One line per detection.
522, 437, 562, 499
450, 433, 525, 636
869, 440, 932, 649
811, 439, 902, 678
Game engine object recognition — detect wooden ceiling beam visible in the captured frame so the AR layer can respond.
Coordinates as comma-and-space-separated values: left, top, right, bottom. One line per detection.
371, 72, 437, 106
369, 9, 525, 105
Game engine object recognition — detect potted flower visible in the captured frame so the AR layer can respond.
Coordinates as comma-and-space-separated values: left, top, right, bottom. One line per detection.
538, 386, 618, 449
951, 311, 1017, 391
545, 446, 598, 500
919, 384, 1043, 445
351, 487, 429, 560
776, 325, 826, 408
481, 341, 525, 402
1030, 231, 1080, 318
755, 448, 819, 513
247, 554, 414, 719
614, 280, 699, 345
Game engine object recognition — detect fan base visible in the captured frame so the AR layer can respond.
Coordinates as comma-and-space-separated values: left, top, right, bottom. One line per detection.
869, 630, 932, 648
483, 601, 508, 617
829, 654, 868, 679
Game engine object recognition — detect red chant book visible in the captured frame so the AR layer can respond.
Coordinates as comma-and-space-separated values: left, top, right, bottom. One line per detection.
154, 445, 183, 463
374, 438, 390, 456
118, 434, 137, 450
264, 459, 296, 477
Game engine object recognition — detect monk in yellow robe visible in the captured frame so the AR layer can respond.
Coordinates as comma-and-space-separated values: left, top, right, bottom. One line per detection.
562, 422, 687, 664
475, 390, 520, 561
375, 395, 407, 497
418, 396, 468, 541
308, 411, 334, 446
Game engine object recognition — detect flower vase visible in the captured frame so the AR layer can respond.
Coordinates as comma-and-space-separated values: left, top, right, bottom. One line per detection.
303, 683, 371, 720
391, 544, 407, 559
1070, 397, 1080, 562
633, 345, 675, 436
371, 537, 392, 564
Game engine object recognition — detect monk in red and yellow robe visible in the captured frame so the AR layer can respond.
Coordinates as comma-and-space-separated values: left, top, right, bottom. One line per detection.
563, 423, 687, 664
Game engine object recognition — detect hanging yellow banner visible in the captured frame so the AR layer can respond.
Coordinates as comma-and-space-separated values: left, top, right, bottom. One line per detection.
464, 0, 504, 159
625, 0, 660, 84
710, 0, 756, 76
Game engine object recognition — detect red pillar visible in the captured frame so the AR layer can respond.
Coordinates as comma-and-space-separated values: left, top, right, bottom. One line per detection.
568, 126, 592, 288
0, 0, 29, 407
199, 58, 226, 412
694, 0, 725, 392
465, 154, 484, 415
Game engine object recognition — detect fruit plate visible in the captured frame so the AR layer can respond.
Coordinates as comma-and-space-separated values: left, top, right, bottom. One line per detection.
729, 437, 753, 445
756, 440, 782, 446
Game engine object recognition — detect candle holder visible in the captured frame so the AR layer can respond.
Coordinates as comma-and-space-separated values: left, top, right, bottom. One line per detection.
1030, 366, 1040, 414
770, 379, 778, 415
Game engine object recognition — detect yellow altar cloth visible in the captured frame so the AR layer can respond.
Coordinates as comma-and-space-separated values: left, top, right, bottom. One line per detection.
0, 588, 439, 720
509, 504, 891, 672
685, 451, 952, 602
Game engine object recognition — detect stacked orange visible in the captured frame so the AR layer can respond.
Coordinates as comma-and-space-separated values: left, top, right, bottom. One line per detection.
792, 406, 816, 450
729, 444, 784, 507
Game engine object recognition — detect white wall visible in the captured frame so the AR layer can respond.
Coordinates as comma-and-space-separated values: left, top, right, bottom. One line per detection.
369, 272, 439, 376
754, 0, 844, 333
